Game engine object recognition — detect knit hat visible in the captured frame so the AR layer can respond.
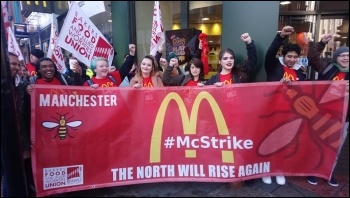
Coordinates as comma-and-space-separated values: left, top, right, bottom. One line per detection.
333, 46, 349, 62
167, 52, 179, 63
31, 49, 44, 59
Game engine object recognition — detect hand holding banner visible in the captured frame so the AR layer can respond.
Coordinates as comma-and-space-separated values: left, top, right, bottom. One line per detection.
57, 2, 114, 67
150, 1, 165, 56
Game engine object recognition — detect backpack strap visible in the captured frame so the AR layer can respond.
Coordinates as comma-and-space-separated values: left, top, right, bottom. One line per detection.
321, 63, 334, 76
87, 75, 117, 86
107, 74, 117, 84
60, 74, 69, 85
87, 79, 94, 86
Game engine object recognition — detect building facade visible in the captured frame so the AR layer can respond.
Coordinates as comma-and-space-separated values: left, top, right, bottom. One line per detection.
4, 1, 349, 80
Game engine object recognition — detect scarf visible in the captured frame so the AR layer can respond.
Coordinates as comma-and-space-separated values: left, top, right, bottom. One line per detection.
333, 63, 349, 72
279, 57, 303, 70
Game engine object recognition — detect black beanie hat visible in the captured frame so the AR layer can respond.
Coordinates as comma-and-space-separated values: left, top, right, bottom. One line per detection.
31, 49, 44, 59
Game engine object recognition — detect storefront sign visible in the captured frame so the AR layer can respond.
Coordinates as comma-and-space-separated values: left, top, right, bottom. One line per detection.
165, 28, 202, 65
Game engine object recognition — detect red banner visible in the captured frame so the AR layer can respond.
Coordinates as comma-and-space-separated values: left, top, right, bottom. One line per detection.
31, 81, 349, 197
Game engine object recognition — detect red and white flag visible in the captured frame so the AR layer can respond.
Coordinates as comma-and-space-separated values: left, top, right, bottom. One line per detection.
150, 1, 164, 56
1, 1, 10, 41
57, 1, 114, 67
47, 14, 66, 74
7, 27, 24, 61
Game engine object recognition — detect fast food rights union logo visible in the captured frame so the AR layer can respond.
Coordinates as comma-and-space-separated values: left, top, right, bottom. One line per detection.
150, 91, 233, 163
43, 165, 83, 190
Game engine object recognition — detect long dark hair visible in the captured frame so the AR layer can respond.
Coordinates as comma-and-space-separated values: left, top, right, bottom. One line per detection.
189, 58, 205, 82
35, 57, 59, 79
218, 48, 248, 82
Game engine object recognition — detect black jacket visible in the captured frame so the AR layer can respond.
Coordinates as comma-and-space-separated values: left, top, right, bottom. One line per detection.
14, 80, 31, 153
308, 41, 349, 81
206, 41, 257, 85
265, 34, 305, 82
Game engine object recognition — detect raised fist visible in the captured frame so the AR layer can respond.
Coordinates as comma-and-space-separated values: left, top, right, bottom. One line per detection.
280, 26, 294, 37
129, 44, 136, 56
240, 33, 251, 44
322, 34, 333, 44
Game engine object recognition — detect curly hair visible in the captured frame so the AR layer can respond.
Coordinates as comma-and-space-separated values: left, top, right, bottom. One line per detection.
35, 57, 59, 79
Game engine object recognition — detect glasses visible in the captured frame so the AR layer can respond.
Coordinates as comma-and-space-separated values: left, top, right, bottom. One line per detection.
338, 54, 349, 58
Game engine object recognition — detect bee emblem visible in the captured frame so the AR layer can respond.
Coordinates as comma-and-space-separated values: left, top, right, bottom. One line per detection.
257, 83, 346, 169
42, 113, 82, 140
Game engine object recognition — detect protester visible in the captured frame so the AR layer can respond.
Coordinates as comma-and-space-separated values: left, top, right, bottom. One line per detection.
120, 53, 138, 87
306, 33, 349, 187
201, 33, 257, 189
26, 57, 83, 95
83, 44, 136, 88
156, 42, 202, 79
18, 64, 29, 84
265, 26, 305, 83
162, 57, 205, 86
26, 48, 44, 77
262, 25, 306, 186
129, 55, 164, 88
205, 33, 257, 86
3, 52, 34, 196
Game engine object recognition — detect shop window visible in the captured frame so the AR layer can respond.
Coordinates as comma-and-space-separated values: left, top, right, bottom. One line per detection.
278, 15, 316, 56
319, 17, 348, 58
279, 1, 348, 80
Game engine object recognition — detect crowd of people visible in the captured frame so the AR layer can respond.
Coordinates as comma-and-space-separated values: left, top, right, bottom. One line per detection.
2, 25, 349, 196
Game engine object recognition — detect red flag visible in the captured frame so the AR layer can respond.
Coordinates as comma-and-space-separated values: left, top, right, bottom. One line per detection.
199, 33, 209, 75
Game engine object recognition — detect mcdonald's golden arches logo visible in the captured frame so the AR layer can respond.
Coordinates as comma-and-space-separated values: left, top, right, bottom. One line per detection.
283, 72, 295, 81
150, 91, 234, 164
